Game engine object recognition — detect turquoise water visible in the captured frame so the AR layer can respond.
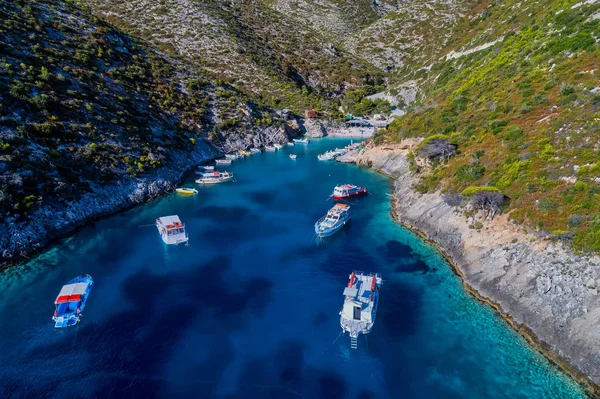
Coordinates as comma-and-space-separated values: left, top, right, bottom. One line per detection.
0, 138, 586, 398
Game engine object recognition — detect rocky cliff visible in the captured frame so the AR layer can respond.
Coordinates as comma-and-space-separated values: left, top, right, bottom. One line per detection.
340, 144, 600, 394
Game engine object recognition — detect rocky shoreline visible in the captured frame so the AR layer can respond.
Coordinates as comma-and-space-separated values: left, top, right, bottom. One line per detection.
338, 143, 600, 396
0, 124, 295, 269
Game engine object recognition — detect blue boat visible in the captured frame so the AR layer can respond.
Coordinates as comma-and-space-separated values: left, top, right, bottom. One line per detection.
52, 275, 94, 328
315, 203, 351, 238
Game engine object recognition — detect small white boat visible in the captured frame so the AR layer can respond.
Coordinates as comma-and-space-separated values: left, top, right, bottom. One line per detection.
196, 171, 234, 184
198, 165, 215, 171
274, 143, 283, 150
293, 138, 309, 144
287, 142, 294, 146
215, 159, 232, 165
224, 154, 237, 160
265, 146, 276, 152
289, 154, 297, 160
156, 215, 188, 245
340, 271, 382, 348
176, 187, 198, 195
250, 148, 261, 154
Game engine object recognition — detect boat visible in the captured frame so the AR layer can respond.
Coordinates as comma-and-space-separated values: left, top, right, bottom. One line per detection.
225, 154, 237, 160
196, 171, 234, 184
215, 159, 232, 165
265, 146, 276, 152
239, 150, 251, 157
340, 271, 382, 348
332, 184, 368, 200
289, 154, 297, 160
287, 142, 294, 146
156, 215, 189, 245
314, 203, 351, 238
52, 275, 94, 328
198, 165, 215, 171
250, 148, 261, 155
176, 187, 198, 195
274, 143, 283, 150
293, 138, 309, 144
317, 148, 346, 161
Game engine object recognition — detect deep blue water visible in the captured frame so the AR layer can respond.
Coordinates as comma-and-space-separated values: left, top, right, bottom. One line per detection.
0, 139, 586, 398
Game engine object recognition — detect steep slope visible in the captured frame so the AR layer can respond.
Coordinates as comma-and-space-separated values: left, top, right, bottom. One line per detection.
0, 0, 294, 265
80, 0, 383, 114
383, 0, 600, 251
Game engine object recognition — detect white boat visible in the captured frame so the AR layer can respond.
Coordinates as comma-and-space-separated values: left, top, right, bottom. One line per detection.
250, 148, 261, 154
289, 154, 297, 160
224, 154, 237, 160
156, 215, 188, 245
340, 271, 382, 348
265, 146, 276, 152
215, 159, 232, 165
274, 143, 283, 150
198, 165, 215, 171
318, 148, 347, 161
196, 171, 234, 184
315, 203, 351, 237
293, 138, 309, 144
287, 142, 294, 146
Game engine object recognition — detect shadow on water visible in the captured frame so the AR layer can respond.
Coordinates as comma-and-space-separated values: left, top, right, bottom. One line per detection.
12, 256, 274, 398
377, 240, 432, 274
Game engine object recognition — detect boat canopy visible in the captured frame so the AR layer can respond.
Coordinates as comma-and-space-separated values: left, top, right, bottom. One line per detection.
158, 215, 184, 230
55, 282, 88, 304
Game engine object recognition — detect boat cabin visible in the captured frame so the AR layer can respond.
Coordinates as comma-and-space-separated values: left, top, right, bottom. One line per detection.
156, 215, 188, 245
54, 282, 88, 316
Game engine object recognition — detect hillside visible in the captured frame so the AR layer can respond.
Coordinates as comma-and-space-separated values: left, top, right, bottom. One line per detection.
78, 0, 384, 114
0, 0, 295, 259
382, 0, 600, 252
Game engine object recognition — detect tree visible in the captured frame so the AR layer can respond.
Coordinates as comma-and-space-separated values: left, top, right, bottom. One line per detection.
470, 191, 505, 220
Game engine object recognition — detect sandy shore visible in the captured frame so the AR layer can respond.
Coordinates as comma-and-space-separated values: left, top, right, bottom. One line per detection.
338, 142, 600, 396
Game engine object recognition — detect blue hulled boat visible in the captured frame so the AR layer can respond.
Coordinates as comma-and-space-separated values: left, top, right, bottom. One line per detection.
52, 274, 94, 328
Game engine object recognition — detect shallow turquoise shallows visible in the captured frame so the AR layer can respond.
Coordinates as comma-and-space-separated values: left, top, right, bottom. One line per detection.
0, 138, 586, 398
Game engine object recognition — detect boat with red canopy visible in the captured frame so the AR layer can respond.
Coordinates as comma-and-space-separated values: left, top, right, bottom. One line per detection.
332, 184, 368, 200
52, 274, 94, 328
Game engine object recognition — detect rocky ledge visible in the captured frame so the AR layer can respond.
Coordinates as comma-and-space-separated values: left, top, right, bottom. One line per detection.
340, 142, 600, 395
0, 124, 295, 268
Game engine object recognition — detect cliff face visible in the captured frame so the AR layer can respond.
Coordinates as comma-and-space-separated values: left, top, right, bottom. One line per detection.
344, 144, 600, 391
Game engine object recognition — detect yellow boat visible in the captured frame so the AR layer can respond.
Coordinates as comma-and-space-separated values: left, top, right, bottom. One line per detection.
176, 187, 198, 195
239, 151, 250, 157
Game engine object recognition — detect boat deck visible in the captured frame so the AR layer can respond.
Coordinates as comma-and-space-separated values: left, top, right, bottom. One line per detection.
340, 273, 381, 338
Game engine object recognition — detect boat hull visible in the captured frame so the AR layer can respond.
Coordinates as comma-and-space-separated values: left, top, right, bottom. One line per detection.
333, 190, 367, 201
314, 216, 351, 237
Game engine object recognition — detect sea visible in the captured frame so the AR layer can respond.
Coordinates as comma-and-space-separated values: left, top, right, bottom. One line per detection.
0, 138, 586, 398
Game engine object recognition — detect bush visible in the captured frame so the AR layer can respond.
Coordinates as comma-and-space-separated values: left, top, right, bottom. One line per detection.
503, 125, 523, 141
568, 214, 586, 227
537, 198, 558, 211
455, 164, 485, 182
461, 186, 500, 196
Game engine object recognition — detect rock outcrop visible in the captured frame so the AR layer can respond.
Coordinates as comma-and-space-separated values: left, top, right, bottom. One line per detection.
301, 118, 328, 138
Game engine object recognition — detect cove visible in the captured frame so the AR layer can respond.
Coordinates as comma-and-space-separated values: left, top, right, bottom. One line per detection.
0, 138, 586, 398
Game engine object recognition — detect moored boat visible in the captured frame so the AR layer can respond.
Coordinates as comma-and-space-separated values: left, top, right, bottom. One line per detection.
289, 154, 297, 160
287, 142, 294, 146
156, 215, 188, 245
196, 171, 234, 184
52, 274, 94, 328
265, 146, 276, 152
239, 150, 251, 157
250, 148, 261, 154
198, 165, 215, 171
274, 143, 283, 150
314, 203, 351, 238
215, 159, 232, 165
224, 154, 237, 160
293, 138, 309, 144
340, 271, 382, 348
332, 184, 367, 200
176, 187, 198, 195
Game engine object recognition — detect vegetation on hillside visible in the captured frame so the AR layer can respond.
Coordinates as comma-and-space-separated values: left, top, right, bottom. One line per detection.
0, 0, 271, 219
383, 0, 600, 251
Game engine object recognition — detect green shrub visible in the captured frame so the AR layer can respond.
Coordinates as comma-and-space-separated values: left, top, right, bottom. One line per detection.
537, 198, 558, 211
461, 186, 500, 196
503, 125, 523, 141
455, 164, 485, 182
